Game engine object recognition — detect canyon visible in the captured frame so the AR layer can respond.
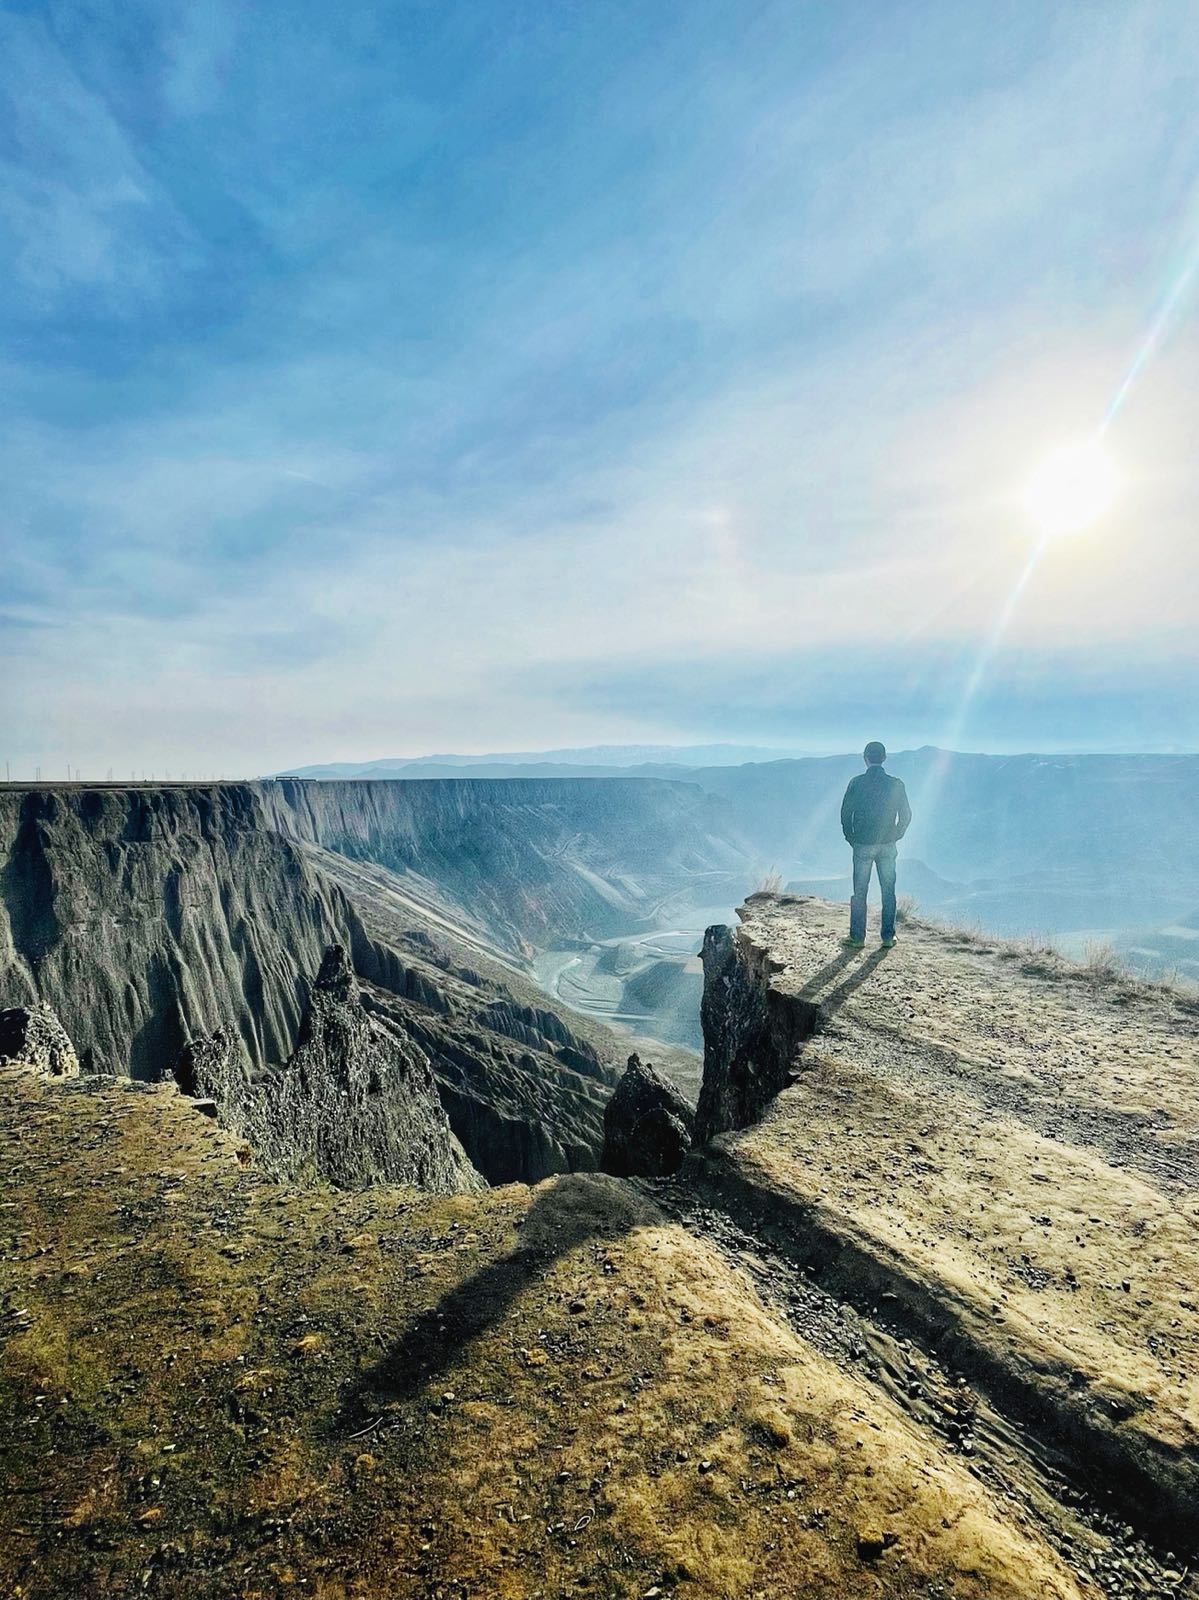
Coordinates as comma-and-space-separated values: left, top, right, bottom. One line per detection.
0, 777, 749, 1185
2, 778, 1197, 1598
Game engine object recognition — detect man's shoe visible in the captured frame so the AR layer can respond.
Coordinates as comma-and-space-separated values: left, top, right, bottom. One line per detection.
842, 937, 866, 950
880, 936, 897, 948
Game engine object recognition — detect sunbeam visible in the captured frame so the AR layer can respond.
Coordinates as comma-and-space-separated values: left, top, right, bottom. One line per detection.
1102, 219, 1199, 433
943, 536, 1048, 750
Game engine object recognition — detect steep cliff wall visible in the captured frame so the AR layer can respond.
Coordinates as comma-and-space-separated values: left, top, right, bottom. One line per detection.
0, 785, 358, 1081
380, 991, 609, 1184
259, 775, 751, 950
696, 908, 816, 1142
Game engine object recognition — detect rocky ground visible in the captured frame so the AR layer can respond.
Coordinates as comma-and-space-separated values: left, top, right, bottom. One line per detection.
693, 893, 1199, 1588
4, 1062, 1105, 1600
648, 1183, 1194, 1599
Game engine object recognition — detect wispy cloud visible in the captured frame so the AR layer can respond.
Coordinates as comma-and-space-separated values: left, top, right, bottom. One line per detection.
2, 0, 1198, 773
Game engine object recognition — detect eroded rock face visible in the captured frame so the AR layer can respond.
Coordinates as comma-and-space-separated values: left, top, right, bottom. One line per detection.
0, 1004, 79, 1076
382, 1001, 609, 1185
259, 775, 752, 954
601, 1053, 694, 1178
180, 945, 481, 1193
696, 920, 816, 1143
0, 785, 359, 1082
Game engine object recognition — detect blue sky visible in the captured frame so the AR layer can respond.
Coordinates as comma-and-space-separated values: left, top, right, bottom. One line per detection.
2, 0, 1198, 775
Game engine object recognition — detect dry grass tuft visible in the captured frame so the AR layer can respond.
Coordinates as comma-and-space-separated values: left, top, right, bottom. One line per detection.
899, 912, 1198, 1002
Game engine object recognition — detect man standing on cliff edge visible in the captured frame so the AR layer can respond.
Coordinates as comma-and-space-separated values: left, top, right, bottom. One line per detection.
840, 742, 912, 949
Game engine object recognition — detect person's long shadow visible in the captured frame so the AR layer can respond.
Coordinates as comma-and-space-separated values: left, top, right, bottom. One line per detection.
816, 944, 892, 1020
796, 949, 857, 1000
338, 1174, 640, 1431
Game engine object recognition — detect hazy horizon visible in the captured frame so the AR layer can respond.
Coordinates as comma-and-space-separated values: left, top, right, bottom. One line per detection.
9, 738, 1199, 787
282, 739, 1199, 773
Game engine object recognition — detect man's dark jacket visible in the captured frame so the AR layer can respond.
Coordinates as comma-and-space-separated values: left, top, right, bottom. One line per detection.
841, 766, 912, 849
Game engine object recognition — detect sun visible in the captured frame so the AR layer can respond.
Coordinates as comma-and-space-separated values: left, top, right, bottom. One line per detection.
1022, 438, 1120, 537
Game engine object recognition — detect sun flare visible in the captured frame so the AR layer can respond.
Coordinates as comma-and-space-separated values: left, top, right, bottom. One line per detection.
1022, 439, 1120, 537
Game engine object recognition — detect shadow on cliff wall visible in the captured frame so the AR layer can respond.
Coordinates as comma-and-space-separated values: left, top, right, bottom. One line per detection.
1, 796, 63, 980
338, 1175, 641, 1429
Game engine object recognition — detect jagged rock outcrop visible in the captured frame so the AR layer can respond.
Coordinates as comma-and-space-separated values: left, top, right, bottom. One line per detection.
0, 1003, 79, 1076
696, 910, 816, 1142
601, 1053, 695, 1177
180, 945, 480, 1192
174, 1026, 234, 1101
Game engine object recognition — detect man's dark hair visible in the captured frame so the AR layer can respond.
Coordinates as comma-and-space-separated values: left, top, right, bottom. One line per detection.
863, 741, 886, 765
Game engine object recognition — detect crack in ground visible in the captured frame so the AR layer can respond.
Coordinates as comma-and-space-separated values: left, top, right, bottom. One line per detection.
638, 1174, 1198, 1600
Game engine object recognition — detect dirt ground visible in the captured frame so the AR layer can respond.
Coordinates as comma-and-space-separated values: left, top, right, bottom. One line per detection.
1, 1064, 1094, 1600
710, 896, 1199, 1567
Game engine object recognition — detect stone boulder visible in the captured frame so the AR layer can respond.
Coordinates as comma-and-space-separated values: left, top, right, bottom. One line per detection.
601, 1053, 695, 1178
0, 1004, 79, 1076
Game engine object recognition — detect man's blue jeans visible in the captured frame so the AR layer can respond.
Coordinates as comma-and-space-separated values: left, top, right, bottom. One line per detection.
850, 844, 897, 942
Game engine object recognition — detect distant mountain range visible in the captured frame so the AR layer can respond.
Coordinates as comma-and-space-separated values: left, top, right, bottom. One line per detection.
684, 747, 1199, 959
277, 743, 803, 777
